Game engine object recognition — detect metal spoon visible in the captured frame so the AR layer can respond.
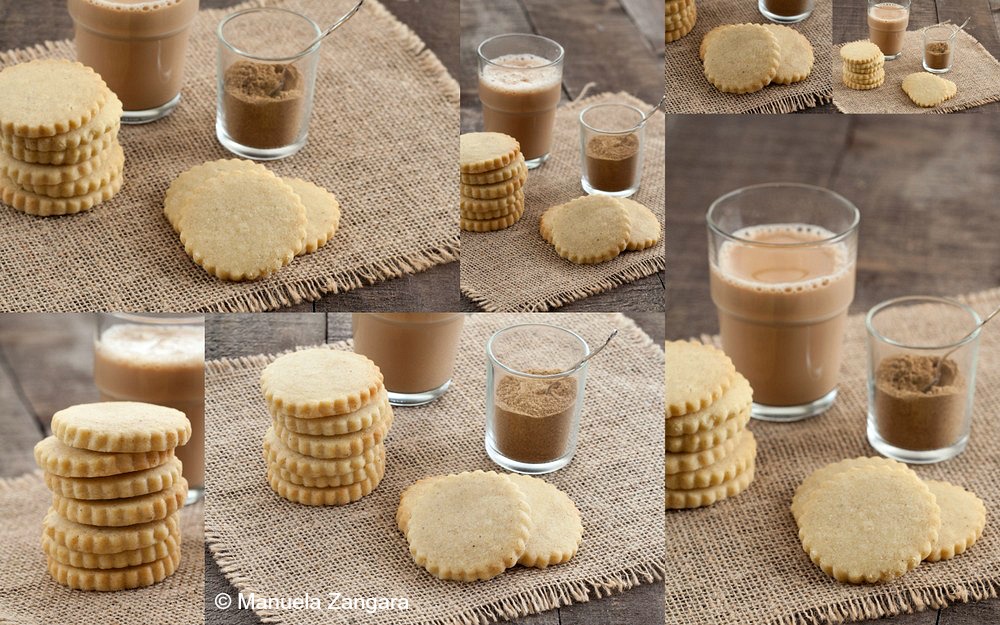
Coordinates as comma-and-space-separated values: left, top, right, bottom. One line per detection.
922, 302, 1000, 391
301, 0, 366, 52
642, 96, 666, 124
566, 330, 618, 372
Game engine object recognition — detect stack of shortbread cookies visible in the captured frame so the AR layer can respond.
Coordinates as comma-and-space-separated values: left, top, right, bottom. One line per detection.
839, 40, 886, 90
664, 341, 757, 509
0, 60, 125, 216
33, 402, 190, 590
397, 470, 582, 581
666, 0, 696, 43
261, 348, 392, 505
793, 457, 986, 583
460, 132, 526, 232
539, 195, 661, 264
165, 159, 340, 281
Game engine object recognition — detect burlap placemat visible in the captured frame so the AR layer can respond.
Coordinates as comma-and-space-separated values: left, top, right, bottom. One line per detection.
205, 312, 665, 625
664, 0, 833, 114
667, 287, 1000, 625
461, 93, 665, 312
0, 471, 203, 625
0, 0, 458, 313
832, 30, 1000, 114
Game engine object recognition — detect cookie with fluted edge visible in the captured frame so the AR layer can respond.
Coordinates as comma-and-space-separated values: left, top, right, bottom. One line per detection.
839, 40, 883, 65
47, 548, 180, 591
401, 470, 532, 581
665, 405, 750, 453
665, 435, 740, 476
272, 391, 390, 436
507, 474, 583, 568
266, 460, 385, 506
272, 446, 385, 488
797, 465, 940, 583
43, 508, 179, 555
263, 427, 381, 477
261, 349, 384, 418
902, 72, 957, 107
460, 188, 523, 213
272, 410, 392, 459
52, 401, 191, 453
667, 460, 755, 509
700, 25, 734, 61
44, 456, 183, 500
52, 478, 187, 527
19, 142, 124, 198
460, 202, 524, 232
666, 372, 751, 436
0, 144, 114, 186
460, 200, 521, 221
164, 158, 273, 231
281, 177, 341, 255
43, 529, 180, 570
460, 132, 520, 174
666, 430, 756, 491
791, 456, 913, 522
461, 153, 525, 185
0, 166, 123, 216
924, 480, 986, 562
460, 166, 526, 199
7, 95, 121, 152
538, 201, 564, 243
549, 195, 631, 264
665, 340, 736, 416
619, 198, 661, 251
763, 24, 814, 85
703, 24, 780, 94
0, 60, 109, 138
2, 132, 113, 166
34, 436, 173, 478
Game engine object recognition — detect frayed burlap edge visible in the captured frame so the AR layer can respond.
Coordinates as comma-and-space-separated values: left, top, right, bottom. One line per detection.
746, 91, 833, 115
204, 313, 667, 625
0, 0, 461, 313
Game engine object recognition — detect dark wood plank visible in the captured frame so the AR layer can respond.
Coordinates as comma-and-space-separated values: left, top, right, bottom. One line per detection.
205, 313, 326, 359
560, 580, 664, 625
0, 345, 45, 477
620, 0, 667, 54
939, 599, 1000, 624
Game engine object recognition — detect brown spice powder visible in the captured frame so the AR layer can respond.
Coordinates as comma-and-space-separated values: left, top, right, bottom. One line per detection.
924, 42, 952, 70
874, 354, 966, 451
584, 133, 639, 193
222, 60, 305, 149
493, 369, 578, 464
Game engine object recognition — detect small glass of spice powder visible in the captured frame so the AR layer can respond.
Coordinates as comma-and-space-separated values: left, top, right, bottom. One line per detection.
485, 323, 590, 474
579, 102, 646, 198
922, 24, 958, 74
866, 296, 981, 464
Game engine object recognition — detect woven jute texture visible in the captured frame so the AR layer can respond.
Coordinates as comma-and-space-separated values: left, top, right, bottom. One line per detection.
460, 93, 665, 312
0, 471, 203, 625
667, 288, 1000, 625
664, 0, 833, 114
833, 31, 1000, 114
0, 0, 458, 313
205, 312, 665, 625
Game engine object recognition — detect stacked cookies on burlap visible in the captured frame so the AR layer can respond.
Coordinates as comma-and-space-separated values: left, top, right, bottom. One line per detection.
664, 341, 757, 510
666, 0, 697, 43
261, 349, 392, 505
0, 60, 125, 216
539, 195, 661, 264
460, 132, 526, 232
33, 402, 191, 590
840, 40, 886, 90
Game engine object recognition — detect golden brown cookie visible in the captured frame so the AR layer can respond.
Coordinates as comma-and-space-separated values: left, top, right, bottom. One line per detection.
0, 60, 109, 138
548, 195, 631, 264
0, 167, 122, 216
18, 142, 124, 198
51, 478, 187, 527
703, 24, 780, 94
666, 372, 752, 436
620, 198, 661, 251
34, 436, 173, 478
163, 158, 273, 231
263, 428, 381, 477
666, 430, 756, 491
507, 474, 583, 568
43, 530, 180, 570
267, 459, 385, 506
666, 458, 755, 509
902, 72, 957, 107
271, 410, 392, 459
460, 201, 524, 232
51, 401, 191, 453
261, 349, 384, 418
44, 457, 183, 500
664, 341, 736, 416
460, 132, 520, 174
460, 166, 526, 200
43, 508, 180, 555
924, 480, 987, 562
280, 177, 341, 255
763, 24, 814, 85
47, 548, 180, 591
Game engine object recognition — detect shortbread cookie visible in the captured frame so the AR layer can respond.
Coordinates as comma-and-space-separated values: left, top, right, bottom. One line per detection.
620, 198, 661, 251
0, 166, 123, 216
43, 530, 180, 570
665, 435, 740, 475
261, 349, 384, 418
791, 456, 913, 522
280, 177, 340, 254
666, 430, 756, 490
0, 60, 109, 138
460, 202, 524, 232
460, 167, 526, 200
666, 372, 752, 436
396, 476, 437, 536
538, 201, 563, 243
460, 153, 525, 185
273, 391, 390, 436
47, 548, 180, 591
34, 436, 172, 478
667, 460, 755, 509
2, 132, 113, 166
8, 96, 121, 152
700, 25, 733, 61
272, 410, 392, 459
843, 69, 886, 87
665, 340, 736, 416
843, 77, 884, 91
665, 0, 692, 16
43, 508, 179, 555
401, 471, 532, 581
460, 201, 521, 221
0, 145, 115, 186
19, 142, 124, 198
178, 171, 306, 281
460, 188, 523, 213
272, 446, 385, 488
763, 25, 814, 85
797, 466, 940, 583
460, 132, 520, 174
44, 457, 183, 501
703, 24, 780, 94
163, 158, 272, 231
52, 478, 187, 527
840, 40, 883, 65
924, 480, 986, 562
263, 427, 380, 477
548, 195, 631, 264
507, 474, 583, 568
665, 406, 750, 453
267, 460, 385, 506
52, 401, 191, 453
902, 72, 957, 107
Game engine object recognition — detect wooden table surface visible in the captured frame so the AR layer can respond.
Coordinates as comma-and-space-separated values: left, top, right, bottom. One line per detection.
459, 0, 666, 311
665, 114, 1000, 625
834, 0, 1000, 113
0, 0, 461, 312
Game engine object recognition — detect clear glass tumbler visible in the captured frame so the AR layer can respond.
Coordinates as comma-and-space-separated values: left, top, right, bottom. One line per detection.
868, 0, 911, 60
923, 24, 957, 73
758, 0, 815, 24
216, 7, 321, 160
94, 313, 205, 504
485, 323, 589, 474
866, 296, 980, 464
707, 183, 860, 422
579, 102, 646, 198
477, 34, 564, 169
